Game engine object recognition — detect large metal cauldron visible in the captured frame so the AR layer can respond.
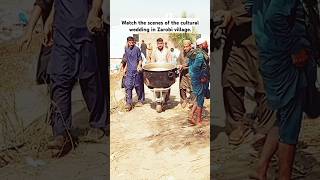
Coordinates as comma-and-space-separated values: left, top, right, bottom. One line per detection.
143, 63, 178, 88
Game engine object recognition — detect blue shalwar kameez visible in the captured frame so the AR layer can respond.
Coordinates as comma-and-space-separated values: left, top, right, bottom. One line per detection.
124, 46, 145, 105
48, 0, 107, 137
250, 0, 313, 144
188, 49, 209, 108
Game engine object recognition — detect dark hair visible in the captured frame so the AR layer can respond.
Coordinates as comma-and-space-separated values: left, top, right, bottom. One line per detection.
142, 40, 144, 42
127, 36, 134, 42
156, 38, 163, 42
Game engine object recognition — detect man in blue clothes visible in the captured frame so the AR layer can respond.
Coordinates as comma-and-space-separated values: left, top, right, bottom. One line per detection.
44, 0, 107, 149
188, 38, 210, 126
124, 36, 145, 111
248, 0, 316, 179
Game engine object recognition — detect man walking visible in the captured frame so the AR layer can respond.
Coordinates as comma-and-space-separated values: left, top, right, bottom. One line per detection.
177, 40, 194, 108
213, 0, 276, 145
250, 0, 315, 179
151, 38, 172, 103
44, 0, 107, 149
188, 38, 210, 126
124, 36, 145, 111
140, 40, 147, 59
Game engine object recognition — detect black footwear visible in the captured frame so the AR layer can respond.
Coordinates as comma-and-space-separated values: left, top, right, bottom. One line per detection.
81, 128, 105, 143
47, 135, 69, 149
135, 101, 143, 107
125, 104, 132, 111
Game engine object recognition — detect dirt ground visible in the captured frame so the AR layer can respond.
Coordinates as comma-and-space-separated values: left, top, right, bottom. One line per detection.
0, 31, 210, 180
0, 20, 109, 179
110, 73, 210, 180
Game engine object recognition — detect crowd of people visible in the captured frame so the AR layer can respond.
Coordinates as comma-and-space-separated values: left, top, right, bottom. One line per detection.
119, 36, 210, 126
214, 0, 320, 179
18, 0, 108, 152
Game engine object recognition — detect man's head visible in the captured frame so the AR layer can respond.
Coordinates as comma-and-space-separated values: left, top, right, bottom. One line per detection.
157, 38, 164, 50
127, 36, 135, 48
183, 40, 192, 53
196, 38, 208, 52
142, 40, 145, 43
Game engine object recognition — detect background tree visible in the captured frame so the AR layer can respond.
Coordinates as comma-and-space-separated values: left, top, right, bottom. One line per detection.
169, 11, 199, 49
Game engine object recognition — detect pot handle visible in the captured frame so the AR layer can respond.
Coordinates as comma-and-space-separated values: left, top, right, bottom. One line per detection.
168, 71, 175, 79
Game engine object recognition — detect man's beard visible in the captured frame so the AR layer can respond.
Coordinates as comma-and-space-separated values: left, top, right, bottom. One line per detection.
158, 47, 163, 51
202, 47, 208, 53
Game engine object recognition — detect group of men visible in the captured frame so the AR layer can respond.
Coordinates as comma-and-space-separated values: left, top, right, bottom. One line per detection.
19, 0, 108, 151
214, 0, 319, 179
120, 36, 210, 125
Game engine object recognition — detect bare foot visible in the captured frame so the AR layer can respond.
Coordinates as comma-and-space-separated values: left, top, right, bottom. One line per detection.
248, 165, 267, 180
189, 113, 196, 125
197, 118, 202, 126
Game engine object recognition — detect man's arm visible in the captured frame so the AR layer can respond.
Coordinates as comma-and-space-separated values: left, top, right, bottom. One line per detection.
264, 0, 309, 66
177, 53, 189, 70
230, 2, 252, 26
151, 50, 156, 63
166, 50, 172, 63
87, 0, 103, 33
214, 1, 252, 34
43, 3, 54, 46
137, 48, 143, 72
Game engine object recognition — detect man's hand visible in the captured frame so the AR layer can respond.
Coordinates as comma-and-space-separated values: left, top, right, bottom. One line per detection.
119, 69, 125, 77
87, 10, 103, 33
87, 0, 103, 33
43, 5, 54, 47
43, 21, 53, 47
137, 65, 143, 72
200, 77, 208, 84
18, 30, 32, 51
214, 10, 235, 34
292, 49, 309, 68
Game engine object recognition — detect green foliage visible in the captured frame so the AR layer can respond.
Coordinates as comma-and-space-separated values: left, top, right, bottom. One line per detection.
169, 11, 198, 48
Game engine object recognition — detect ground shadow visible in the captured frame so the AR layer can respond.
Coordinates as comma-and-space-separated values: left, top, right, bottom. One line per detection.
148, 96, 180, 112
144, 114, 210, 153
211, 125, 226, 142
52, 136, 79, 158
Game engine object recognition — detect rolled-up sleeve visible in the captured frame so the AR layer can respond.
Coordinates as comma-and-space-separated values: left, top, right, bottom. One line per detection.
231, 3, 252, 26
194, 54, 204, 73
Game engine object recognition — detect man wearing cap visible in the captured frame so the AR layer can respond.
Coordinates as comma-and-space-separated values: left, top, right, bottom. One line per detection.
177, 40, 194, 108
213, 0, 276, 145
187, 38, 210, 125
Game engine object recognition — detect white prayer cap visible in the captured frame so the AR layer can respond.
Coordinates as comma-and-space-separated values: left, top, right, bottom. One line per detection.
196, 37, 206, 45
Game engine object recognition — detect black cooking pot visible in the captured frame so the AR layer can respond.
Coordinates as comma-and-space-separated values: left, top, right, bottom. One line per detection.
142, 63, 178, 88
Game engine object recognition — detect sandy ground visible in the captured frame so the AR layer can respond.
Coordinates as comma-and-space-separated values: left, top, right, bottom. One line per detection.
110, 75, 210, 180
